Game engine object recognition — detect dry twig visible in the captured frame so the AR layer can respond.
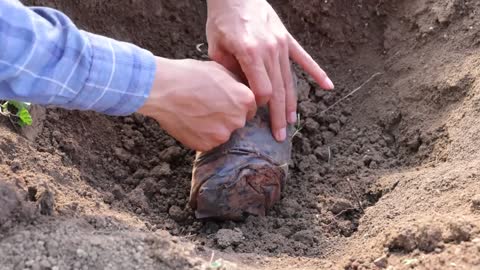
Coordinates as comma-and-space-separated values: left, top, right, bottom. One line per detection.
209, 251, 215, 264
333, 208, 357, 219
321, 72, 382, 114
345, 177, 364, 212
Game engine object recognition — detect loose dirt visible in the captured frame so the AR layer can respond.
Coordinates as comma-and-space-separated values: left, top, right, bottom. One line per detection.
1, 0, 480, 269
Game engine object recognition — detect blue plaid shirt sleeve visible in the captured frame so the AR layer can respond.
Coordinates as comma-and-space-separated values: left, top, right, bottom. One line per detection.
0, 0, 156, 116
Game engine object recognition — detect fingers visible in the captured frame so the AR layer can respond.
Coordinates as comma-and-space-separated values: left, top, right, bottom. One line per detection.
288, 35, 334, 90
246, 104, 257, 120
267, 50, 287, 142
209, 46, 246, 82
217, 59, 258, 121
279, 40, 296, 124
235, 42, 272, 106
243, 85, 258, 120
224, 82, 257, 130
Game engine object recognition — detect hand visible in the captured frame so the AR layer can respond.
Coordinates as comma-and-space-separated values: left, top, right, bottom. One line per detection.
206, 0, 334, 142
138, 57, 257, 152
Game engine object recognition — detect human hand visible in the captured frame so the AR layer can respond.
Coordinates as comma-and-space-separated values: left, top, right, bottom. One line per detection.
206, 0, 334, 142
138, 57, 257, 152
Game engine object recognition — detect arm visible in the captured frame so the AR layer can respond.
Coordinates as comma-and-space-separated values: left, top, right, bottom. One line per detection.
0, 0, 155, 115
0, 1, 256, 151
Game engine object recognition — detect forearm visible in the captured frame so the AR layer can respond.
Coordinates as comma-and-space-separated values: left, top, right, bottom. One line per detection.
0, 1, 156, 116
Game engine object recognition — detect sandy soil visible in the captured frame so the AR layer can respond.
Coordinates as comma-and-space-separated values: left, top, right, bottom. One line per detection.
1, 0, 480, 269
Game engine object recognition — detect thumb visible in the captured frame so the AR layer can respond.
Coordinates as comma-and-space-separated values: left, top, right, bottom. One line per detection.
240, 83, 258, 120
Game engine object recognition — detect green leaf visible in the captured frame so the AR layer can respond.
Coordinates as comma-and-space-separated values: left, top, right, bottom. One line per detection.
1, 101, 9, 111
210, 260, 223, 269
8, 100, 29, 110
0, 101, 33, 127
16, 107, 32, 127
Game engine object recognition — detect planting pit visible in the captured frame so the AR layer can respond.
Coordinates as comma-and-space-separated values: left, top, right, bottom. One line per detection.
1, 0, 480, 269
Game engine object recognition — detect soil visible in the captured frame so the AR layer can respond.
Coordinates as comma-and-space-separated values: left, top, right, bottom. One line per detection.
1, 0, 480, 269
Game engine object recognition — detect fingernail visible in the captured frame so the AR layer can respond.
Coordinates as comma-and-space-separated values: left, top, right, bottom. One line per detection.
288, 112, 297, 124
276, 128, 287, 141
326, 77, 334, 89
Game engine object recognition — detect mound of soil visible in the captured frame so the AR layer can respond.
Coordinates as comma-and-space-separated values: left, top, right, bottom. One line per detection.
1, 0, 480, 269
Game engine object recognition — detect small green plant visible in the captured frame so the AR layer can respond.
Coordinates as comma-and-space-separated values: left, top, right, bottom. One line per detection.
209, 260, 223, 269
0, 100, 33, 127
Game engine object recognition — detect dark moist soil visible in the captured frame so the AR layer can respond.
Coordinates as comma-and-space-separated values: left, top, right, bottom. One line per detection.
1, 0, 480, 269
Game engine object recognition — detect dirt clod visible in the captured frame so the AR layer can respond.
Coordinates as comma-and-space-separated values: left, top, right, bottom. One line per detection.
329, 198, 354, 215
386, 225, 445, 253
445, 221, 476, 243
215, 229, 244, 249
10, 160, 22, 173
291, 230, 316, 246
416, 225, 443, 253
127, 187, 149, 213
471, 195, 480, 211
103, 192, 114, 204
27, 186, 37, 202
387, 229, 418, 252
168, 205, 187, 222
112, 184, 125, 200
0, 184, 21, 226
37, 186, 55, 216
150, 163, 172, 177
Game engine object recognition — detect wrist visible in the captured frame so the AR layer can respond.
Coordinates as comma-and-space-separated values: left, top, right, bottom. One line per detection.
138, 57, 201, 125
137, 57, 172, 120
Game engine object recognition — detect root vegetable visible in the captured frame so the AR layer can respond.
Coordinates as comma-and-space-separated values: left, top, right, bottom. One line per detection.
189, 75, 297, 220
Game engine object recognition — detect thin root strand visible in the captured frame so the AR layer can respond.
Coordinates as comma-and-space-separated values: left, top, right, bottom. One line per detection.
321, 72, 382, 114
